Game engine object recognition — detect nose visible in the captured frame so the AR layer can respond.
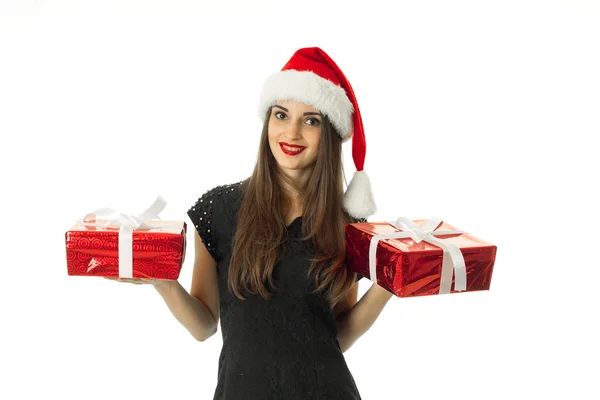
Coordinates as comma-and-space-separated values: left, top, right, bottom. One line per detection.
286, 121, 303, 140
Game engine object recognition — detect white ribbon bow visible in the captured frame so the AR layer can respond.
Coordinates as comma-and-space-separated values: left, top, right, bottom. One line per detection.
75, 195, 180, 278
368, 216, 467, 295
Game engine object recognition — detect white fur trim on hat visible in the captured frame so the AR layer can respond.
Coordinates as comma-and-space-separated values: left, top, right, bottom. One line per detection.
342, 170, 377, 219
258, 70, 354, 142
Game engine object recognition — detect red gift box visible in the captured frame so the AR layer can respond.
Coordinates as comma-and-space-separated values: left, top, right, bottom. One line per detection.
65, 195, 187, 280
65, 221, 187, 280
345, 217, 496, 297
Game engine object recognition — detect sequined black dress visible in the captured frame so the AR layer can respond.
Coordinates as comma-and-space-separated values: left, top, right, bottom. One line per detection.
187, 180, 364, 400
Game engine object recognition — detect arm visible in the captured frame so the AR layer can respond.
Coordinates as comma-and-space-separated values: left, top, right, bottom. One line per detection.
153, 280, 218, 342
151, 230, 220, 342
336, 283, 394, 353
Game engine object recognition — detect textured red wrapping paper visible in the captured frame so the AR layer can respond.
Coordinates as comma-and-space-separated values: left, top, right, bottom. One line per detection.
65, 221, 187, 280
345, 219, 496, 297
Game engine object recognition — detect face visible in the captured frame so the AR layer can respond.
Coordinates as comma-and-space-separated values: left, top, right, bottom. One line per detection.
267, 100, 323, 178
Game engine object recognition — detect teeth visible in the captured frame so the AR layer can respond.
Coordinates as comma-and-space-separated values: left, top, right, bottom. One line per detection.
282, 145, 304, 152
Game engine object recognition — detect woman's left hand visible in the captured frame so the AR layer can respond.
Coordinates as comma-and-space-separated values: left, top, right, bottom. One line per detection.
370, 282, 395, 301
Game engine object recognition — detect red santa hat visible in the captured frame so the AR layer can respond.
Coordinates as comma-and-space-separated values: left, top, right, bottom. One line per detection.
257, 47, 377, 219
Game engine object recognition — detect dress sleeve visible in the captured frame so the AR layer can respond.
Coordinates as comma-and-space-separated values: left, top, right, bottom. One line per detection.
187, 187, 220, 263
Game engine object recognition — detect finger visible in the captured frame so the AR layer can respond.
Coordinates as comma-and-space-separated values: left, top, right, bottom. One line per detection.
108, 277, 131, 283
103, 276, 151, 284
122, 278, 151, 284
119, 278, 138, 284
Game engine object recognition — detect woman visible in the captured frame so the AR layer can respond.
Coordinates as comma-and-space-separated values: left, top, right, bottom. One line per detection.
108, 47, 394, 399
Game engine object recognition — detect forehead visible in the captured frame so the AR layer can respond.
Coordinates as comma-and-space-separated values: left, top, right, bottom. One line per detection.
274, 100, 320, 113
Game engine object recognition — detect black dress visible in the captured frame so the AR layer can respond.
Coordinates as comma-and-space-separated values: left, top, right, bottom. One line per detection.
187, 180, 364, 400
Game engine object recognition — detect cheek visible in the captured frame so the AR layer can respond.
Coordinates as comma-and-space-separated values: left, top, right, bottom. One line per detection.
267, 133, 279, 153
309, 134, 321, 149
267, 124, 277, 141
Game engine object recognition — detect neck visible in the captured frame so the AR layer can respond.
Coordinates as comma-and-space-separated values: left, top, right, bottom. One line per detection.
279, 166, 313, 201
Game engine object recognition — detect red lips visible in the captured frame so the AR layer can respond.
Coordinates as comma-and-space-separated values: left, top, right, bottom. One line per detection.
280, 142, 306, 156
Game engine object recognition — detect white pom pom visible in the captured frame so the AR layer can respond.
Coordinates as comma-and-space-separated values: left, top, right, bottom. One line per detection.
342, 170, 377, 219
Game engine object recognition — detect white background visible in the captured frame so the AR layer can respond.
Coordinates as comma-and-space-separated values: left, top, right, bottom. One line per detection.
1, 1, 599, 399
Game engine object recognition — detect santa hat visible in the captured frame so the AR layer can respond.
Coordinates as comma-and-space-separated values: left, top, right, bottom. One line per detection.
257, 47, 377, 219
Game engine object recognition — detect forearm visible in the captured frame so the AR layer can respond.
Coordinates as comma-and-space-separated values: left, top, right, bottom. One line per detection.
153, 280, 217, 342
336, 283, 394, 353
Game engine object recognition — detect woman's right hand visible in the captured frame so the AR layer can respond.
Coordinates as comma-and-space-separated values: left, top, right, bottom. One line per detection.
103, 276, 174, 290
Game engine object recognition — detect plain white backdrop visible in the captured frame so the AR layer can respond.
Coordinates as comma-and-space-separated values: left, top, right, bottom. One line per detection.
1, 1, 599, 399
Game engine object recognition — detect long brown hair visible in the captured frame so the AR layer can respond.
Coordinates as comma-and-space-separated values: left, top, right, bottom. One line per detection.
228, 106, 362, 310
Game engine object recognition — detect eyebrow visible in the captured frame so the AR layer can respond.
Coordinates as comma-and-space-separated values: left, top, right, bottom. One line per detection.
272, 104, 322, 116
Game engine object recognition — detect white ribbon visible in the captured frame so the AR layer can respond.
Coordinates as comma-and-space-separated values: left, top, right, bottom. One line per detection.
368, 216, 468, 295
75, 195, 180, 278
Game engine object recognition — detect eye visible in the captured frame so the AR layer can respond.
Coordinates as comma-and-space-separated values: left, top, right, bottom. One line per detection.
306, 118, 321, 126
273, 111, 286, 119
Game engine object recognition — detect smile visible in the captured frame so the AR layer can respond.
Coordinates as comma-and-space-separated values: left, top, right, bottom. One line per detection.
280, 143, 306, 156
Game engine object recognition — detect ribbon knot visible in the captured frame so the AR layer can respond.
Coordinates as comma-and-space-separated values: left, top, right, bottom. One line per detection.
79, 194, 169, 230
410, 229, 429, 243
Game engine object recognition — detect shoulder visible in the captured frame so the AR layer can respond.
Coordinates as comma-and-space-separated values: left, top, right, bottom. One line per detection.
214, 179, 246, 199
191, 179, 245, 205
186, 180, 246, 254
209, 179, 246, 206
188, 180, 246, 223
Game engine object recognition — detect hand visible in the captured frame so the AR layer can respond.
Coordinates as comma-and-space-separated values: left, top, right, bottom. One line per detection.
369, 282, 395, 302
103, 276, 162, 286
